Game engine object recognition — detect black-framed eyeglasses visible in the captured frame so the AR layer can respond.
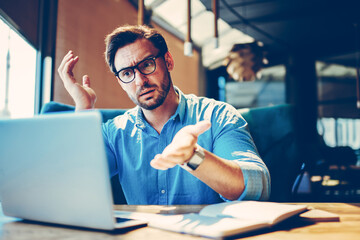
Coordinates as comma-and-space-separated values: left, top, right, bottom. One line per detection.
115, 54, 162, 83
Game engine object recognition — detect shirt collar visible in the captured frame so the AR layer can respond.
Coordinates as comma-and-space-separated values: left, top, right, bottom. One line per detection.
135, 106, 146, 130
171, 86, 186, 123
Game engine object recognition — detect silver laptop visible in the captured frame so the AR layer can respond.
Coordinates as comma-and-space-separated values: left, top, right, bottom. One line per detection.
0, 111, 146, 230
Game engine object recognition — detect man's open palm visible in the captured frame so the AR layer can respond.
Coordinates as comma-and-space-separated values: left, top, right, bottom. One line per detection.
58, 51, 97, 110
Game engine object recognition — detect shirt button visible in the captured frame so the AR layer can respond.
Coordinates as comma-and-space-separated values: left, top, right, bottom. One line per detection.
161, 189, 166, 194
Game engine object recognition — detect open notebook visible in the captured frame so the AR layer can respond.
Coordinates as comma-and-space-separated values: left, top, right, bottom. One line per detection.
116, 201, 308, 238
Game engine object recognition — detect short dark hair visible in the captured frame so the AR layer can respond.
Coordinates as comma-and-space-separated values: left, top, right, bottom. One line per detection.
105, 25, 168, 74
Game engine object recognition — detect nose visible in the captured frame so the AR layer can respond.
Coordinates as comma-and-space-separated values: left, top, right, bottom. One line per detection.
133, 69, 149, 86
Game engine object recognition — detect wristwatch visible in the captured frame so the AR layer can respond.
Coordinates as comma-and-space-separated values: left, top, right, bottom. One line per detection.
182, 145, 205, 171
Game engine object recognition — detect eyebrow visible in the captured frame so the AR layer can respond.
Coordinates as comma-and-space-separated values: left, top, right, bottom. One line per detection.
118, 54, 156, 72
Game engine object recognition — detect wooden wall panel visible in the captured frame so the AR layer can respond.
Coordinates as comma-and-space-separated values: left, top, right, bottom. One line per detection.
54, 0, 201, 109
155, 24, 201, 95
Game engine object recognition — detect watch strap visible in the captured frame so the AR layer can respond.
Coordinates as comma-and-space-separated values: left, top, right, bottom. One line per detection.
181, 145, 205, 171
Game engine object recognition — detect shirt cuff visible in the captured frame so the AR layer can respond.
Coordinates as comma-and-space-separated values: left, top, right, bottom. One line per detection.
220, 160, 270, 201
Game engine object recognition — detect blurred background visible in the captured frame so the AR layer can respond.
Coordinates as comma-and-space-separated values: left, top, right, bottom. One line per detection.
0, 0, 359, 202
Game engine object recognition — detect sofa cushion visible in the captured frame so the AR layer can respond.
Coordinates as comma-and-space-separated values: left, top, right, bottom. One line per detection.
239, 104, 301, 201
41, 101, 127, 122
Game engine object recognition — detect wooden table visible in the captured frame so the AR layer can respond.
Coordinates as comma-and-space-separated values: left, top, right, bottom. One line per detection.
0, 203, 359, 239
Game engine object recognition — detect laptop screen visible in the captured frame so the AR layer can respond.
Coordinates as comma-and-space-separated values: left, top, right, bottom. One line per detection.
0, 111, 118, 229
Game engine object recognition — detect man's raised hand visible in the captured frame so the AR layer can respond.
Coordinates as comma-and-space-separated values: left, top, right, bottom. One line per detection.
150, 120, 211, 170
58, 51, 97, 111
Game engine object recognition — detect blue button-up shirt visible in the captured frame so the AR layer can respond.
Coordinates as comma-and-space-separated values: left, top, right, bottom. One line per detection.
102, 88, 270, 205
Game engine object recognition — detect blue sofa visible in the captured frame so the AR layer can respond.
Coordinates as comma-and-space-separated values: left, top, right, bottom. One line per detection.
41, 101, 302, 202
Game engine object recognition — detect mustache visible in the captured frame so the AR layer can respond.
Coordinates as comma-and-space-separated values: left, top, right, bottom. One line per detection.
136, 83, 157, 96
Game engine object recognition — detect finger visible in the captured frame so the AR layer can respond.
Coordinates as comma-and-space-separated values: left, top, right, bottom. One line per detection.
67, 55, 79, 71
150, 159, 171, 170
60, 53, 78, 77
58, 51, 74, 73
63, 56, 79, 77
187, 120, 211, 137
62, 58, 78, 84
150, 155, 176, 170
161, 145, 191, 163
82, 75, 91, 87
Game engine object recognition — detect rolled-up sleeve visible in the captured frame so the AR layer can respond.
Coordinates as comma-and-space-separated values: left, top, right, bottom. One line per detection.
210, 104, 270, 201
233, 151, 270, 200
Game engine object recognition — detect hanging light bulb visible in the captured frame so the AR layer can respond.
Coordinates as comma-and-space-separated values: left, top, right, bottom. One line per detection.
223, 41, 266, 81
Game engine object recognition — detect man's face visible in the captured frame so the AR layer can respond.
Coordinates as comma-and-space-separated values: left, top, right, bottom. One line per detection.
114, 39, 173, 110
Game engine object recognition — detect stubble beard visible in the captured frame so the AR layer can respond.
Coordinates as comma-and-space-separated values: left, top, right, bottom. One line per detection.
129, 73, 172, 110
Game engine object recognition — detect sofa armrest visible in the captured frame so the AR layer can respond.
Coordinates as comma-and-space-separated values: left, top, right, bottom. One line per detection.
41, 101, 128, 123
40, 101, 75, 113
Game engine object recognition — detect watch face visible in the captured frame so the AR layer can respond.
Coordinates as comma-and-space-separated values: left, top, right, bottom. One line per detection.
186, 161, 198, 171
187, 149, 205, 170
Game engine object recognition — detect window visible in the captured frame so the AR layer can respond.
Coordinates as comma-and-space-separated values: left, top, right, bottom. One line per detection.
0, 18, 37, 118
317, 61, 360, 153
225, 65, 286, 109
318, 118, 360, 150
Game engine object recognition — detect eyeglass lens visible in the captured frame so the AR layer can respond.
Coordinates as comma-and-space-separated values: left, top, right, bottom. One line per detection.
118, 58, 156, 83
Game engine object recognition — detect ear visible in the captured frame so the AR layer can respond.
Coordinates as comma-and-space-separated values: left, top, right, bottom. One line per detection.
164, 51, 174, 71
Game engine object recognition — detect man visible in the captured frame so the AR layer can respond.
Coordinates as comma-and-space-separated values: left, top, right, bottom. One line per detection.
58, 25, 270, 205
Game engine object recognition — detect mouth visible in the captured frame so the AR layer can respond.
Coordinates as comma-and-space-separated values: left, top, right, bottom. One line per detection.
139, 89, 155, 97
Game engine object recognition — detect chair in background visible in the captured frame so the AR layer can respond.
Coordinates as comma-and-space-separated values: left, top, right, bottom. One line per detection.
239, 104, 302, 201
